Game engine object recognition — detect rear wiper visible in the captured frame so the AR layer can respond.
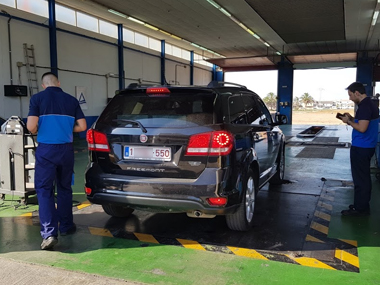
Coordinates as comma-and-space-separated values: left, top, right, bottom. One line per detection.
113, 119, 147, 133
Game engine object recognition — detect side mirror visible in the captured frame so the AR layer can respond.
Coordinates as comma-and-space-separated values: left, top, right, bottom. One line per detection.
274, 114, 288, 125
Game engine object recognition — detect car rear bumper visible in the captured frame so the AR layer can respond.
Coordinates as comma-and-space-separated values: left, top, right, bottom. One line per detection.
85, 164, 240, 214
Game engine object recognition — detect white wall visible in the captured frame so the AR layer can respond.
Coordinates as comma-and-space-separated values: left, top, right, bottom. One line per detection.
0, 14, 50, 118
0, 6, 213, 120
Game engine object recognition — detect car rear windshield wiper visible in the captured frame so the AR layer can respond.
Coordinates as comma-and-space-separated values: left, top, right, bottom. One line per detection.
113, 119, 147, 133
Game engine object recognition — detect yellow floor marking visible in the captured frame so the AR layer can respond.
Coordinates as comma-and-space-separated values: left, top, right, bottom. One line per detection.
318, 201, 333, 211
227, 246, 268, 260
311, 221, 329, 235
320, 194, 334, 202
339, 239, 358, 247
314, 210, 331, 222
134, 233, 159, 244
13, 216, 33, 226
88, 227, 113, 237
335, 249, 359, 268
305, 234, 324, 243
77, 201, 91, 210
20, 212, 33, 217
177, 238, 206, 251
288, 256, 336, 270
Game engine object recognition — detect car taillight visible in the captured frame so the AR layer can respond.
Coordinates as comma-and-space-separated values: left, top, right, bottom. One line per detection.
185, 131, 233, 156
207, 197, 227, 206
86, 129, 110, 152
85, 187, 92, 195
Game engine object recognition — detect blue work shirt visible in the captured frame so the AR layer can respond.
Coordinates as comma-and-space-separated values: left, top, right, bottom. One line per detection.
352, 97, 379, 148
28, 86, 85, 144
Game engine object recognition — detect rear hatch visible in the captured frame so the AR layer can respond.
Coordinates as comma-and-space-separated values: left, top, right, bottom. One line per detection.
88, 87, 233, 179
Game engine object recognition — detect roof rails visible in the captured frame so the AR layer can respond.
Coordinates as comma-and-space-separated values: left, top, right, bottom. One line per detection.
207, 81, 247, 89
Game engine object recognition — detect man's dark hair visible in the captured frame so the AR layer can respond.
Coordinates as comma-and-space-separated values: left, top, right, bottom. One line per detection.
41, 72, 58, 80
346, 82, 366, 95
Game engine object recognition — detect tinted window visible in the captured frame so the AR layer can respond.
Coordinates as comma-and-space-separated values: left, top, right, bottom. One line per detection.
98, 92, 215, 127
228, 95, 247, 124
242, 94, 273, 125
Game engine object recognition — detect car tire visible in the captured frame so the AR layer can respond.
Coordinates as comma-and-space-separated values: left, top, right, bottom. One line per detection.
269, 146, 285, 185
102, 204, 134, 218
226, 169, 256, 231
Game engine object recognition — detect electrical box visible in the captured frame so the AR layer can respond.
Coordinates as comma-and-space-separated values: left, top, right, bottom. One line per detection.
4, 85, 28, 97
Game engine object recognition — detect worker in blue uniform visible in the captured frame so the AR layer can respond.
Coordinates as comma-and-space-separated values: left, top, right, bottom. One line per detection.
341, 82, 379, 216
27, 72, 87, 250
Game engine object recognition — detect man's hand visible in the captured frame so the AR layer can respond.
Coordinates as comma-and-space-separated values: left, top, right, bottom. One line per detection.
27, 116, 39, 134
73, 118, 87, 132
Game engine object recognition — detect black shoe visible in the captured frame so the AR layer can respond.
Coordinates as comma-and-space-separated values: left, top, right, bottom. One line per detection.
60, 224, 77, 236
341, 208, 370, 217
41, 236, 58, 250
349, 204, 354, 210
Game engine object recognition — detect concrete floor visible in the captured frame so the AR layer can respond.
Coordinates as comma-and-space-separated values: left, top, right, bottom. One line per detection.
0, 124, 380, 285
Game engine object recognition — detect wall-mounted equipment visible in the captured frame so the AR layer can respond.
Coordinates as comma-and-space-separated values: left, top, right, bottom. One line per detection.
4, 85, 28, 97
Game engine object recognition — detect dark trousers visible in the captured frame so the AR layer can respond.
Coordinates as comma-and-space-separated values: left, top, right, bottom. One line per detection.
35, 143, 74, 239
350, 146, 375, 211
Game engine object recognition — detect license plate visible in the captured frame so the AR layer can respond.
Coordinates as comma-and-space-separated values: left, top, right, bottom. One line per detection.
124, 146, 171, 161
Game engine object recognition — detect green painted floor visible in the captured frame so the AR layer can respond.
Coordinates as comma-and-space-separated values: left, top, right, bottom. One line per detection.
1, 126, 380, 285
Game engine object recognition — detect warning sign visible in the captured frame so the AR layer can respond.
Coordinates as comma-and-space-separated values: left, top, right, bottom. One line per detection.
75, 86, 88, 110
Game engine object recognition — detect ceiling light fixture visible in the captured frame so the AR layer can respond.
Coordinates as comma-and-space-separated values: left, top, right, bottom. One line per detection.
107, 6, 224, 59
205, 0, 282, 56
145, 23, 159, 31
207, 0, 220, 9
128, 17, 145, 25
170, 34, 182, 40
108, 9, 127, 18
372, 10, 379, 26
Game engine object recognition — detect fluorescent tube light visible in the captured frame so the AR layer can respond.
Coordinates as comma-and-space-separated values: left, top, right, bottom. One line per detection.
144, 23, 159, 31
276, 51, 281, 55
128, 17, 145, 25
191, 43, 201, 48
372, 11, 379, 26
264, 42, 270, 47
238, 23, 248, 31
220, 8, 231, 17
159, 30, 171, 36
207, 0, 220, 9
170, 34, 182, 40
246, 29, 255, 35
108, 9, 127, 18
253, 34, 260, 39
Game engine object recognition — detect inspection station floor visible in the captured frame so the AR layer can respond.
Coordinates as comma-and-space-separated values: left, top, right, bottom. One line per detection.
1, 125, 380, 285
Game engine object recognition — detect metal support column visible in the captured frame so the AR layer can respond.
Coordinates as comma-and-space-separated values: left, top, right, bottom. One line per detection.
357, 52, 374, 96
117, 24, 125, 90
190, 51, 194, 85
161, 40, 166, 85
48, 0, 58, 76
277, 58, 294, 124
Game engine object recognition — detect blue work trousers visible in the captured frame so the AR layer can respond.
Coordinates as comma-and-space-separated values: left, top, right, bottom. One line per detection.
35, 143, 74, 239
350, 146, 375, 211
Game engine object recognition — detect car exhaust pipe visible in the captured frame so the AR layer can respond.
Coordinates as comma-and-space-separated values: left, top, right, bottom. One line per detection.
187, 211, 216, 219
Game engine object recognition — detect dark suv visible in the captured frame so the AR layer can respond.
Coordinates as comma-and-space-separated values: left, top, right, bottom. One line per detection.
85, 82, 287, 231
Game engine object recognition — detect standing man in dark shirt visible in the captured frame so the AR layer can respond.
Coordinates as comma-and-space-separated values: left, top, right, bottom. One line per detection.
27, 72, 87, 249
341, 82, 379, 216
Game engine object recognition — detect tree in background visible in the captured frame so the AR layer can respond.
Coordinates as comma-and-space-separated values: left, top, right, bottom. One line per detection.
293, 96, 301, 110
300, 93, 314, 108
263, 92, 277, 110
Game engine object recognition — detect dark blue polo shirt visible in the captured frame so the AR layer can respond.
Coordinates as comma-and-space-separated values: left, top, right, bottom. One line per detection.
352, 97, 379, 148
28, 87, 85, 144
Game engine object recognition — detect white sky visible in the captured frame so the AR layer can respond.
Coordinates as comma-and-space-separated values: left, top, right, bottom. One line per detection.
225, 68, 358, 101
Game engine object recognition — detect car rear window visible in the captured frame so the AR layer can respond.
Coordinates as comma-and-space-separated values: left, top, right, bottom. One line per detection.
98, 92, 216, 127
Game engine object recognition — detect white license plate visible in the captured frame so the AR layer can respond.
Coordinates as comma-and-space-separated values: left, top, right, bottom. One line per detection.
124, 146, 171, 161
